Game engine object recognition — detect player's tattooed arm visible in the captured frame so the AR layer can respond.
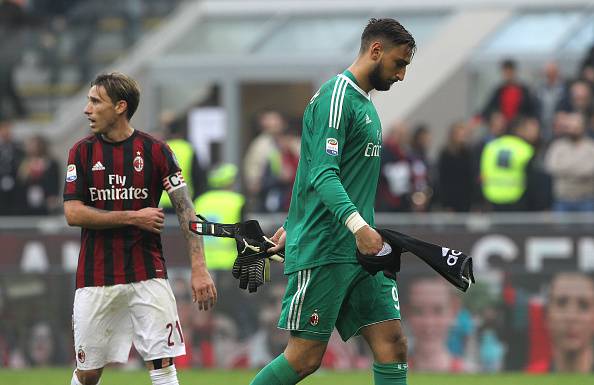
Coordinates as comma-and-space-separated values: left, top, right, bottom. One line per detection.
169, 185, 205, 266
169, 185, 217, 310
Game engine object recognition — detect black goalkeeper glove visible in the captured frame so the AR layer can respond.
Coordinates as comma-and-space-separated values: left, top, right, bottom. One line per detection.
231, 235, 271, 293
189, 217, 281, 293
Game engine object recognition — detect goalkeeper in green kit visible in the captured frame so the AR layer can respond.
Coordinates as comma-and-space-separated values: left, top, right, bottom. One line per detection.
249, 18, 416, 385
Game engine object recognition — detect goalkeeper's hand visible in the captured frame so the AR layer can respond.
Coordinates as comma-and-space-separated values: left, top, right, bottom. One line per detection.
266, 226, 286, 255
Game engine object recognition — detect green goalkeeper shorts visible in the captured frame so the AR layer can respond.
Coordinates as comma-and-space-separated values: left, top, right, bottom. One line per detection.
277, 263, 401, 342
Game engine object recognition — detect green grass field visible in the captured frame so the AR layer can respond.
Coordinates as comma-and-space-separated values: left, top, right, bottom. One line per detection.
0, 369, 592, 385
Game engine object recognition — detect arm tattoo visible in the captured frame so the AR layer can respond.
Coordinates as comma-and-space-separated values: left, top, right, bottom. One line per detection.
169, 185, 205, 267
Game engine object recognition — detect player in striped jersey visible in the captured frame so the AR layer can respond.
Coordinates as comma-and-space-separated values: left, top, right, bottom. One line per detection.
250, 19, 416, 385
63, 72, 216, 385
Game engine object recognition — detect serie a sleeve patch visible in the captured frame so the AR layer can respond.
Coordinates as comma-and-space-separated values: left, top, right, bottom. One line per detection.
163, 171, 186, 193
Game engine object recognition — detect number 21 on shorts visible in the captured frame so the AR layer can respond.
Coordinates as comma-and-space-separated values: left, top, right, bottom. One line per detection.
166, 320, 184, 346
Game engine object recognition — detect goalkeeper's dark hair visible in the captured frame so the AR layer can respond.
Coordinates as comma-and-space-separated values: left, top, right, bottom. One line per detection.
360, 18, 416, 56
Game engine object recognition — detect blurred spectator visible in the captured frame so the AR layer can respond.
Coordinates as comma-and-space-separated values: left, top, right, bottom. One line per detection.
556, 80, 593, 125
0, 120, 24, 215
447, 305, 476, 369
525, 118, 553, 210
407, 276, 468, 372
194, 164, 245, 270
0, 0, 29, 119
471, 112, 508, 208
27, 322, 54, 366
260, 129, 300, 212
409, 124, 433, 211
376, 121, 412, 211
535, 62, 566, 143
159, 114, 206, 212
473, 111, 508, 159
17, 135, 60, 215
545, 113, 594, 212
243, 110, 287, 211
545, 272, 594, 372
479, 328, 504, 372
579, 45, 594, 91
480, 117, 543, 211
437, 121, 474, 212
212, 313, 244, 368
481, 59, 537, 123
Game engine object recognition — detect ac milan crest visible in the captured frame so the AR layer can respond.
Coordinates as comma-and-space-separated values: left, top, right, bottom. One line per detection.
77, 348, 86, 363
309, 310, 319, 326
133, 151, 144, 172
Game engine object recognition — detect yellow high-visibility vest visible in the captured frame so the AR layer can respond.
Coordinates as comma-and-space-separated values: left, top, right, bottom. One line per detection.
481, 135, 534, 204
194, 190, 245, 270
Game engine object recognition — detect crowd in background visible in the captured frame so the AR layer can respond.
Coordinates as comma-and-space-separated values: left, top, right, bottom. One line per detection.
2, 45, 594, 215
376, 47, 594, 214
0, 0, 181, 121
1, 0, 594, 215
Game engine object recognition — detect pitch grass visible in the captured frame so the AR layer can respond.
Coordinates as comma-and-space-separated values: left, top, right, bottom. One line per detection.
0, 368, 592, 385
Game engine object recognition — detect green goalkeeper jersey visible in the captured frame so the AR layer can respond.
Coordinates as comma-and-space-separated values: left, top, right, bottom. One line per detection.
284, 70, 383, 274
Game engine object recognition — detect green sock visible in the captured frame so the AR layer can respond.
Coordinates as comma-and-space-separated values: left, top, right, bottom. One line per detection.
373, 362, 408, 385
250, 354, 300, 385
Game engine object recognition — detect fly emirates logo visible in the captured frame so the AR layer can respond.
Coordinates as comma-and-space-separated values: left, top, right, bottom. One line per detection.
364, 143, 381, 157
364, 127, 382, 157
89, 174, 148, 202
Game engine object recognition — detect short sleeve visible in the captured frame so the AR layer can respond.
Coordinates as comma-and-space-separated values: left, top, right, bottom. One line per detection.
160, 143, 185, 194
63, 145, 87, 202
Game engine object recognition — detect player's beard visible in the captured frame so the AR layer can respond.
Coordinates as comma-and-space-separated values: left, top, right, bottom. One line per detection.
369, 61, 392, 91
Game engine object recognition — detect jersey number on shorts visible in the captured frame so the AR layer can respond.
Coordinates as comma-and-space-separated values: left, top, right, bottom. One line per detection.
391, 286, 400, 311
166, 320, 184, 346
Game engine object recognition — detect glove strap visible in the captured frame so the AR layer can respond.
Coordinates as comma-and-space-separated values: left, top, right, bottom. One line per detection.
189, 221, 237, 238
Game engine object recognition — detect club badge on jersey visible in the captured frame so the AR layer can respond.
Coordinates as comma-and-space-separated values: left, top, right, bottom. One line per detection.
133, 151, 144, 172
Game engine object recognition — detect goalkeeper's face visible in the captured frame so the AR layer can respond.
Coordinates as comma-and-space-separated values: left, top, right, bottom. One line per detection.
369, 43, 412, 91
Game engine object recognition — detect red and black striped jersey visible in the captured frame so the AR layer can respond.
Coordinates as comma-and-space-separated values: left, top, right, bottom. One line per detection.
63, 130, 184, 289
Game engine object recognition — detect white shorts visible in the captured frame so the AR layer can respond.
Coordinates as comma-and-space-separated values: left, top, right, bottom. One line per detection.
72, 278, 186, 370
